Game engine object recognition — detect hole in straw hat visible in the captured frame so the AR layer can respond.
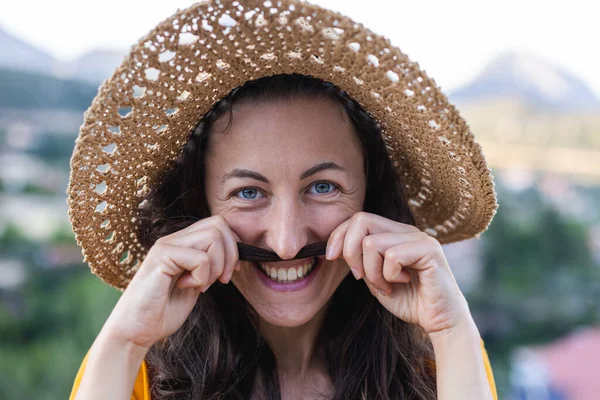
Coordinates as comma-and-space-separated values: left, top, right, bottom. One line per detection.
165, 108, 179, 117
255, 14, 267, 27
177, 91, 191, 101
94, 181, 107, 195
102, 143, 117, 155
132, 85, 146, 98
96, 201, 108, 214
202, 19, 214, 32
322, 27, 344, 40
108, 125, 120, 134
367, 54, 379, 67
294, 17, 314, 32
179, 33, 199, 45
429, 120, 441, 130
158, 50, 176, 63
154, 124, 167, 134
310, 55, 324, 65
348, 42, 360, 52
438, 135, 450, 145
119, 250, 131, 264
144, 68, 160, 81
104, 231, 116, 242
404, 89, 415, 97
195, 72, 212, 83
216, 60, 231, 70
100, 219, 110, 229
118, 107, 133, 117
218, 13, 238, 27
96, 164, 110, 174
386, 70, 399, 83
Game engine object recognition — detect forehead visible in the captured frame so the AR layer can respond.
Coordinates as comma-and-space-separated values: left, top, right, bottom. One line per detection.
205, 97, 364, 172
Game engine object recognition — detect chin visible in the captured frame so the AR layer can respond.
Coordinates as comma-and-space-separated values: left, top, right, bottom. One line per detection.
252, 302, 326, 328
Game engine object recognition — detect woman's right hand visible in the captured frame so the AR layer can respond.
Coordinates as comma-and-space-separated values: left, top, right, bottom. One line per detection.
101, 215, 241, 350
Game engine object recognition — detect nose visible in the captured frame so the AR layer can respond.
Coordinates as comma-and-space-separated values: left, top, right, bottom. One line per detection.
263, 199, 309, 260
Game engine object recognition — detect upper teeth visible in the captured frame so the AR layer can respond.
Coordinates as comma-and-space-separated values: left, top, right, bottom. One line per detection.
259, 259, 316, 283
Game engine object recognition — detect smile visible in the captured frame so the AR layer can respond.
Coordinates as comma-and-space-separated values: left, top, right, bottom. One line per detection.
257, 257, 317, 283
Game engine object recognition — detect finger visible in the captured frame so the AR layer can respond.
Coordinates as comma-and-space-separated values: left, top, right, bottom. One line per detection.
326, 217, 352, 260
149, 244, 212, 290
338, 212, 419, 275
203, 228, 227, 285
382, 235, 441, 282
361, 235, 389, 293
160, 218, 237, 283
214, 217, 242, 278
185, 215, 241, 279
361, 232, 412, 287
361, 231, 420, 270
342, 213, 375, 276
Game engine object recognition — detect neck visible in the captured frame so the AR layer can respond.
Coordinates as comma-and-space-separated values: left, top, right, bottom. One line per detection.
257, 304, 329, 376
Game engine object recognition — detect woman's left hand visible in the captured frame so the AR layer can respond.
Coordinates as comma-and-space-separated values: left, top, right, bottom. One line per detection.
326, 212, 471, 335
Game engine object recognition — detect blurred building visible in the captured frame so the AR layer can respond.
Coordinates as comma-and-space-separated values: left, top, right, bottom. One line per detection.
509, 327, 600, 400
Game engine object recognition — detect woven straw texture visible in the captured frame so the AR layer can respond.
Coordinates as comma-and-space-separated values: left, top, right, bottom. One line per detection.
67, 0, 497, 290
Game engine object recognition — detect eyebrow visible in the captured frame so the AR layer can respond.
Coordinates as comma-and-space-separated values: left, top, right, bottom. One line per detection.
222, 162, 346, 183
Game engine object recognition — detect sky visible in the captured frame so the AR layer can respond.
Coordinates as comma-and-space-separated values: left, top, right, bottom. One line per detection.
1, 0, 599, 96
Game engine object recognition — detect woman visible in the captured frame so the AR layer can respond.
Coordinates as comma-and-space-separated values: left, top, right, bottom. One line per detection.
68, 1, 498, 399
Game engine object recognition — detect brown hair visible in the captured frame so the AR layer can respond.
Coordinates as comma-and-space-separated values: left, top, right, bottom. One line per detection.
137, 74, 436, 399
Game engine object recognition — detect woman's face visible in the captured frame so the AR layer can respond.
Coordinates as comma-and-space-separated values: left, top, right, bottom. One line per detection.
205, 96, 366, 327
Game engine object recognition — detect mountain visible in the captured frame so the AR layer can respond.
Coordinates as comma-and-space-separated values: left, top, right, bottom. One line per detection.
0, 68, 97, 110
449, 50, 600, 112
0, 26, 124, 85
0, 26, 59, 76
63, 49, 126, 83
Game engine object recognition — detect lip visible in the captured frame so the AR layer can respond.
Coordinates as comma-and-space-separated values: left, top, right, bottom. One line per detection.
254, 256, 323, 292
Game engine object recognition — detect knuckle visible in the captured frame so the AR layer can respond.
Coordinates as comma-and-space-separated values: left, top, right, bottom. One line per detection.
362, 236, 377, 252
384, 247, 398, 260
342, 244, 356, 261
383, 266, 397, 281
154, 236, 168, 247
352, 211, 369, 225
206, 227, 222, 242
210, 215, 227, 229
196, 250, 210, 264
424, 233, 441, 249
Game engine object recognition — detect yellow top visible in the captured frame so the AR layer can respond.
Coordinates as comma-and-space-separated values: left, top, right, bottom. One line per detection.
69, 340, 497, 400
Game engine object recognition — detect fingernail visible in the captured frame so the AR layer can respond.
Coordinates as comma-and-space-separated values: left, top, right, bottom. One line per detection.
226, 270, 233, 283
378, 289, 388, 297
201, 284, 212, 293
326, 244, 336, 260
350, 268, 360, 280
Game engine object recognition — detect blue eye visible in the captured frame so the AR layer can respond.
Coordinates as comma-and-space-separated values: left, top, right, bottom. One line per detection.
310, 182, 336, 194
235, 188, 262, 200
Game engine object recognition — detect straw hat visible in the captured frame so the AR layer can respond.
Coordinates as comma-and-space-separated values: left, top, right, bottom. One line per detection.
67, 0, 497, 290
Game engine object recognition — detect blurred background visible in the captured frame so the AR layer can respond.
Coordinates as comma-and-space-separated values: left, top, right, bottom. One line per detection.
0, 0, 598, 399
